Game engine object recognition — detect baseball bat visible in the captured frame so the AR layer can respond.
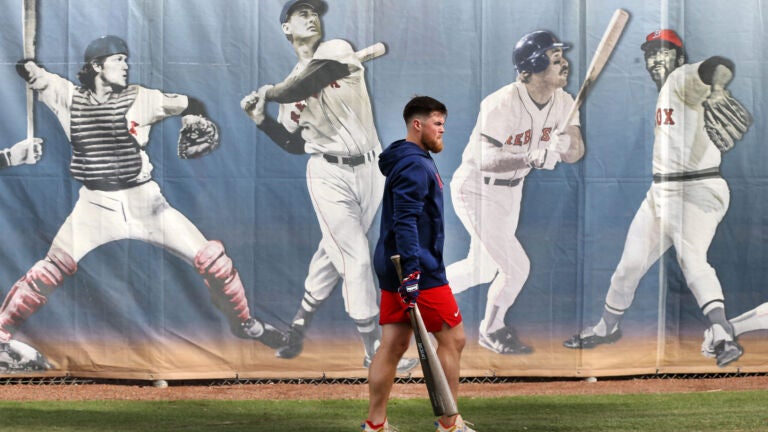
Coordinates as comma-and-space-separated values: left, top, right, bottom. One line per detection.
391, 255, 458, 417
563, 9, 629, 127
22, 0, 37, 141
355, 42, 387, 63
242, 42, 387, 113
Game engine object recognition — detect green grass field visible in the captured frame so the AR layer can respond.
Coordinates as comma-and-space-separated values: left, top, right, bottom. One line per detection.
1, 390, 766, 431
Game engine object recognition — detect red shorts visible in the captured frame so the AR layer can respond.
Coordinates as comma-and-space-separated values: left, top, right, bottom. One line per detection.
380, 285, 463, 333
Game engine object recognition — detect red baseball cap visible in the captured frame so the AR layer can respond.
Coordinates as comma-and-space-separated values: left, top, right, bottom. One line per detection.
641, 29, 683, 51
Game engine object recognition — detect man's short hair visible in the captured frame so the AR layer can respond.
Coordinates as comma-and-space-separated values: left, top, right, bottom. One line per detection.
403, 96, 447, 124
76, 59, 103, 90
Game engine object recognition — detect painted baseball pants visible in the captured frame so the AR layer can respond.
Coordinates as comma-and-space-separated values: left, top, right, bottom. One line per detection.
0, 181, 251, 342
447, 166, 530, 335
606, 178, 730, 315
303, 152, 384, 322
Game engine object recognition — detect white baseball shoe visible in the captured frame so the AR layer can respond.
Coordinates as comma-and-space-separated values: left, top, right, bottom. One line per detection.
479, 326, 532, 354
0, 340, 52, 373
703, 324, 743, 367
363, 356, 419, 374
435, 414, 476, 432
563, 318, 622, 349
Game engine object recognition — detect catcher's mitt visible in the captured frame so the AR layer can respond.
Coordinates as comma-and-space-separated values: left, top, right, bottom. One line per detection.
702, 90, 752, 152
178, 115, 220, 159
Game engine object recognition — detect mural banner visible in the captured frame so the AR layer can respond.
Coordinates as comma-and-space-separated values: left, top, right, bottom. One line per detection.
1, 0, 767, 379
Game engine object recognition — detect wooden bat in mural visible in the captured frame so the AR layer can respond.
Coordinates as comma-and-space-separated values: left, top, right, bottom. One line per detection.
563, 9, 630, 127
241, 42, 387, 112
22, 0, 37, 141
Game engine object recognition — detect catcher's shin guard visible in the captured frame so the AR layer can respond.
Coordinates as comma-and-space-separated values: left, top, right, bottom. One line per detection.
194, 241, 251, 329
0, 249, 77, 343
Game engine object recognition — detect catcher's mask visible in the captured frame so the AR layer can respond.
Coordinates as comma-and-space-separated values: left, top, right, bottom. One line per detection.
84, 35, 129, 63
513, 30, 569, 74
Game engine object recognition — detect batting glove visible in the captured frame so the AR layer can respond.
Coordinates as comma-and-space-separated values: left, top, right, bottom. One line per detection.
527, 148, 559, 170
398, 271, 420, 310
547, 132, 572, 154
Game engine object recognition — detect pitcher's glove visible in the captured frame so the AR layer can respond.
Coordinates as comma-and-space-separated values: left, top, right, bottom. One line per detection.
178, 115, 220, 159
703, 90, 752, 152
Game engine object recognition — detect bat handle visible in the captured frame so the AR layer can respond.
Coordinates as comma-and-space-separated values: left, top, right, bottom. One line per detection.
243, 98, 258, 113
390, 254, 403, 281
26, 89, 34, 141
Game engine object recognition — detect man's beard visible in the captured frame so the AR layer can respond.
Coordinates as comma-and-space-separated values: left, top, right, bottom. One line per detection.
424, 136, 443, 153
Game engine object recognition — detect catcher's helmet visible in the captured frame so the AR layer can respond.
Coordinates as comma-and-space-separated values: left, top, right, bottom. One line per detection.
513, 30, 569, 74
84, 35, 128, 63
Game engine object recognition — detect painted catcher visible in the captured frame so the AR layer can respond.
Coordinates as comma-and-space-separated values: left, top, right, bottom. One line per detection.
3, 35, 285, 371
564, 30, 752, 368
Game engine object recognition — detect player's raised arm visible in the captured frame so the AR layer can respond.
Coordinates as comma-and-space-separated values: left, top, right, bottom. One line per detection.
240, 85, 306, 154
265, 59, 352, 103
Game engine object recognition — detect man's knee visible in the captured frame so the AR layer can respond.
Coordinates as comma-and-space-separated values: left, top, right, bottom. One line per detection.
26, 248, 78, 291
436, 323, 466, 353
381, 323, 412, 357
0, 249, 77, 340
194, 240, 234, 281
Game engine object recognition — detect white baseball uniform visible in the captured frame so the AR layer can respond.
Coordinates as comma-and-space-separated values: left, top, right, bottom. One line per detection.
30, 69, 208, 263
605, 61, 729, 316
447, 81, 578, 336
277, 39, 384, 321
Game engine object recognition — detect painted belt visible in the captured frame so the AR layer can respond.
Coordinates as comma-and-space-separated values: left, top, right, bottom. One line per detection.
483, 176, 521, 187
652, 168, 721, 183
323, 150, 376, 167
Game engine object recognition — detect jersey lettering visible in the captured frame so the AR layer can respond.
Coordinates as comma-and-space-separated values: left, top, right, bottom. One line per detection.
656, 108, 675, 126
541, 127, 552, 141
505, 127, 551, 146
290, 102, 308, 125
129, 121, 139, 136
312, 81, 342, 99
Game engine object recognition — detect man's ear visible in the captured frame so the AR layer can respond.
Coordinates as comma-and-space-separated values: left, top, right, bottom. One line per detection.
281, 22, 292, 37
411, 118, 422, 132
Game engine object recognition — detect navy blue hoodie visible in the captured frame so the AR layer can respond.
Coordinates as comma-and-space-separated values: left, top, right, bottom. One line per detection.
374, 139, 448, 292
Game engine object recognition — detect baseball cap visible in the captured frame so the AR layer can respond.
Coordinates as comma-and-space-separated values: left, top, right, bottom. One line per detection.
641, 29, 683, 51
84, 35, 129, 62
280, 0, 327, 24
